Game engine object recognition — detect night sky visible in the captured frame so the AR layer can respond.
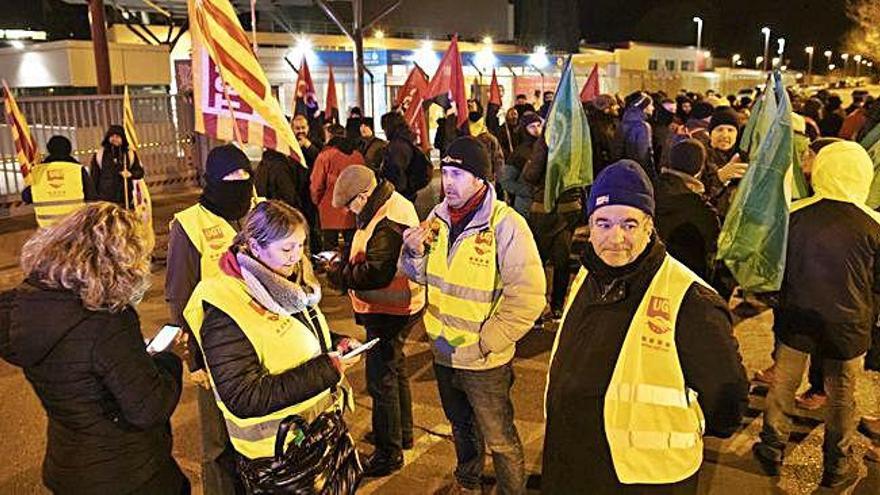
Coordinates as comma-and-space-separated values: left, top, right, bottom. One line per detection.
580, 0, 855, 66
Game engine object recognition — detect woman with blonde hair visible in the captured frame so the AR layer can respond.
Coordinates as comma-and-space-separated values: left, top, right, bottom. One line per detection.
0, 202, 188, 494
183, 199, 362, 493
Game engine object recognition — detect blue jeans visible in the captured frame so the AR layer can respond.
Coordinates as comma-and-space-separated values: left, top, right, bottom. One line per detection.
433, 362, 525, 495
759, 343, 862, 475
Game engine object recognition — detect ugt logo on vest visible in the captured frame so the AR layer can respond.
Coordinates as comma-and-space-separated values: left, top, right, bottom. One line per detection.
203, 225, 226, 250
646, 296, 671, 335
473, 231, 494, 256
47, 169, 65, 189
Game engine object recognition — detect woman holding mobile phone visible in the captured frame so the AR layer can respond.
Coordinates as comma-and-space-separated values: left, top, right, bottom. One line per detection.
0, 202, 188, 494
183, 200, 362, 493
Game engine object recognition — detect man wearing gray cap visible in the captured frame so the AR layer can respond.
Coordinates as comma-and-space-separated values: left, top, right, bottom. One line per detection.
331, 165, 425, 477
400, 136, 545, 494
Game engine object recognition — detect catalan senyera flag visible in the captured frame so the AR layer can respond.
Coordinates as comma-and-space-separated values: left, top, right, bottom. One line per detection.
188, 0, 304, 165
2, 80, 39, 184
123, 86, 156, 251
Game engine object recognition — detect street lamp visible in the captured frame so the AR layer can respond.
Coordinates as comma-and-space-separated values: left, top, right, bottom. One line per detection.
824, 50, 832, 73
854, 54, 862, 77
777, 38, 785, 58
732, 53, 741, 67
761, 27, 771, 71
842, 53, 849, 77
693, 17, 703, 71
756, 56, 764, 68
805, 46, 814, 81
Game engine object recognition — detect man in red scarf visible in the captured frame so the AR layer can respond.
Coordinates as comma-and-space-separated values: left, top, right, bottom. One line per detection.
400, 137, 545, 494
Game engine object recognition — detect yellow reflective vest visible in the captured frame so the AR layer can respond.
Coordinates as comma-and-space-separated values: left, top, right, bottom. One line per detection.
348, 191, 425, 316
173, 204, 237, 280
184, 274, 340, 460
547, 254, 709, 484
424, 201, 511, 369
30, 161, 85, 228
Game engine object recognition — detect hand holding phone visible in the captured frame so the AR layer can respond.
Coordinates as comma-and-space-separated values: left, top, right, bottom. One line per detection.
341, 338, 380, 360
147, 325, 182, 355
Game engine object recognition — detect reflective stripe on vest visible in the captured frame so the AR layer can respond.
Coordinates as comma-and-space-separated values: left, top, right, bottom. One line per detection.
546, 255, 710, 485
30, 161, 85, 228
173, 204, 237, 280
183, 275, 340, 459
423, 201, 509, 347
348, 191, 425, 315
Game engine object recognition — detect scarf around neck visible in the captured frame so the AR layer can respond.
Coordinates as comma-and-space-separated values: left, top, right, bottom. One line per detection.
448, 184, 488, 226
235, 251, 321, 316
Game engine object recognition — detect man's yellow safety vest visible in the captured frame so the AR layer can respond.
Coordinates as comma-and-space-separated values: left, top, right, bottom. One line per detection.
173, 204, 237, 280
184, 274, 340, 460
348, 191, 425, 316
547, 254, 709, 485
30, 161, 85, 228
424, 201, 510, 349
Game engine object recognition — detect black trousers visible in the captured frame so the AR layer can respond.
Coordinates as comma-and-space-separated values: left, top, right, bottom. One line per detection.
362, 312, 418, 457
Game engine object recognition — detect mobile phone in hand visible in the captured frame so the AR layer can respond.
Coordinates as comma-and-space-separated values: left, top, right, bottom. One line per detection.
147, 325, 181, 354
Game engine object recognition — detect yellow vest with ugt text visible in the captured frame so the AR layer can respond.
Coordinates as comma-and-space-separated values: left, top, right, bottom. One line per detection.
424, 202, 509, 349
30, 161, 85, 228
547, 254, 708, 484
173, 204, 237, 280
184, 274, 339, 460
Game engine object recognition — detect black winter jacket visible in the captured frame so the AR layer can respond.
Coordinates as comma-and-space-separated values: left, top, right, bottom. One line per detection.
255, 149, 305, 211
200, 294, 341, 421
654, 172, 721, 280
776, 199, 880, 360
381, 127, 417, 201
0, 280, 184, 494
543, 240, 748, 494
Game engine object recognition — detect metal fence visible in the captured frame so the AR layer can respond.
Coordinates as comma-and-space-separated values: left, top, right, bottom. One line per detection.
0, 93, 199, 215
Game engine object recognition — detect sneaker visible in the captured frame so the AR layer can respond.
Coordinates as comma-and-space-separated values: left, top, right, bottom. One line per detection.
753, 365, 776, 385
361, 452, 404, 478
363, 431, 414, 450
819, 462, 858, 488
794, 390, 827, 410
858, 416, 880, 442
752, 442, 782, 476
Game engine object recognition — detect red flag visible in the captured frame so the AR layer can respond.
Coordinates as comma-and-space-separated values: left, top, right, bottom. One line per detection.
396, 66, 431, 152
294, 59, 317, 117
488, 69, 502, 107
580, 64, 600, 103
425, 35, 468, 128
325, 65, 339, 124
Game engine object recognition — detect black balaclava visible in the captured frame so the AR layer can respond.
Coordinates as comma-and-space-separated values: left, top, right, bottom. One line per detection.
199, 144, 254, 221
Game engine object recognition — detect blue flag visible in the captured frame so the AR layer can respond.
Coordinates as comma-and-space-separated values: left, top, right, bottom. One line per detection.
544, 56, 593, 211
717, 71, 793, 292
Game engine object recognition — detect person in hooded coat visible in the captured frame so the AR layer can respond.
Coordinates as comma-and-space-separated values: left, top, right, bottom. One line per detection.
89, 125, 144, 207
0, 203, 187, 494
753, 141, 880, 488
613, 92, 656, 181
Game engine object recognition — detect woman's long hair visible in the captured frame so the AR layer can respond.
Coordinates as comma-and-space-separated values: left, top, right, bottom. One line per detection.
231, 200, 319, 288
21, 202, 151, 312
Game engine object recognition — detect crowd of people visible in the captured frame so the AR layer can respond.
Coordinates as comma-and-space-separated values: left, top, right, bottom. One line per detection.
0, 81, 879, 495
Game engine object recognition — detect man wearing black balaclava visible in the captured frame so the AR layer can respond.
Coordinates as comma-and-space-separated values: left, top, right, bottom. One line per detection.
89, 125, 144, 207
165, 143, 254, 495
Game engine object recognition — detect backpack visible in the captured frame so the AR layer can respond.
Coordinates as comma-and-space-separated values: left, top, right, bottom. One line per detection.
405, 145, 432, 193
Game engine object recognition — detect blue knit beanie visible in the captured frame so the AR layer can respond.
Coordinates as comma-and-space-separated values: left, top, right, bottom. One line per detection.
587, 160, 655, 217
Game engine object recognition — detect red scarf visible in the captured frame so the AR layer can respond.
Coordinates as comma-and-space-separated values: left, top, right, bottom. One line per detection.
448, 185, 488, 226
